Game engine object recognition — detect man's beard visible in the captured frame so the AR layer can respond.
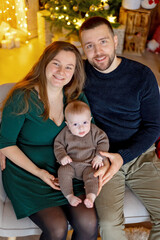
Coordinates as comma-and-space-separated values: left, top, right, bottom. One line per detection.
92, 51, 116, 72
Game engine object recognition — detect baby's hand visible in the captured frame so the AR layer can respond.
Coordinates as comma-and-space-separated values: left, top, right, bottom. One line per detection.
92, 155, 104, 169
61, 156, 72, 165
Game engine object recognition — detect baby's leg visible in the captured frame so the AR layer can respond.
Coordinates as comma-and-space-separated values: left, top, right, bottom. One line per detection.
83, 167, 98, 208
58, 165, 82, 207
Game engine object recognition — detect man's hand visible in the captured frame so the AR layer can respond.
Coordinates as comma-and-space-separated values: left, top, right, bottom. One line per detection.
94, 152, 123, 195
0, 151, 6, 171
38, 169, 60, 190
61, 155, 72, 165
92, 155, 104, 169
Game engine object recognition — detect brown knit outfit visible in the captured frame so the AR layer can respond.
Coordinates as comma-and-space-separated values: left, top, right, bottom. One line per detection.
54, 123, 109, 197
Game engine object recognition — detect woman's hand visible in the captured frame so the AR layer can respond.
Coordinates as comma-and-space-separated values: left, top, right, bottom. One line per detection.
0, 151, 6, 171
38, 169, 60, 190
95, 152, 123, 195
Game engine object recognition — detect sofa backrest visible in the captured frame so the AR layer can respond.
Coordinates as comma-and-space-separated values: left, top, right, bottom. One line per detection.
0, 83, 16, 122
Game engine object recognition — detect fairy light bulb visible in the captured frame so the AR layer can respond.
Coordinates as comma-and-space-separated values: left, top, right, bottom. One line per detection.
0, 0, 29, 44
85, 12, 89, 17
63, 5, 67, 10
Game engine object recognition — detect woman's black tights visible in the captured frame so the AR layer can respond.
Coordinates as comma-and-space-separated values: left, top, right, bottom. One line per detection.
29, 195, 98, 240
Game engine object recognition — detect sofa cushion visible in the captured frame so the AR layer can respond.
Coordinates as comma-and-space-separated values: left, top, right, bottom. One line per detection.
124, 186, 150, 224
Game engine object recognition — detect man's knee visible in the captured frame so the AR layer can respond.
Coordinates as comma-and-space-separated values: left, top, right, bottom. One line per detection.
96, 204, 125, 234
98, 209, 124, 226
98, 217, 126, 240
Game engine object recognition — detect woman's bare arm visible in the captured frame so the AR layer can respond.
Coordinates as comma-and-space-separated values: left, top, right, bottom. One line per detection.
1, 146, 60, 190
0, 150, 6, 171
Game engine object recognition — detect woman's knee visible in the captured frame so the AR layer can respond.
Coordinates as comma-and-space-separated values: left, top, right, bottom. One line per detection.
30, 206, 69, 240
86, 219, 98, 238
50, 227, 68, 240
76, 210, 98, 236
45, 221, 68, 240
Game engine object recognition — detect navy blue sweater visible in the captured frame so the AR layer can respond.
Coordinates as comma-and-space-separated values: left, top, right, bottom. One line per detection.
84, 57, 160, 164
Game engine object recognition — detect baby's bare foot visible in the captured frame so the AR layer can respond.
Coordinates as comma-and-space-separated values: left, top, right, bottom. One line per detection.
66, 194, 82, 207
84, 193, 96, 208
84, 198, 93, 208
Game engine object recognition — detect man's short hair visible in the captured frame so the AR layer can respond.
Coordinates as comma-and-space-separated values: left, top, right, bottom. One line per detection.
79, 16, 114, 39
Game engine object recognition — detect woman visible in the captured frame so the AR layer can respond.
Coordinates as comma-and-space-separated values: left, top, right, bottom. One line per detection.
0, 41, 98, 240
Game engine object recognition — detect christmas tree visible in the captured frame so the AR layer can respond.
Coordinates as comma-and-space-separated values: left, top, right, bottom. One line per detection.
40, 0, 122, 36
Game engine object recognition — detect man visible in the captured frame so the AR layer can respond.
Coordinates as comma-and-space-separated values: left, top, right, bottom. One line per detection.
79, 16, 160, 240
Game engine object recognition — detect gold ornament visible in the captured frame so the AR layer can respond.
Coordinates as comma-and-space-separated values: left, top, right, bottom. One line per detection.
73, 5, 79, 11
89, 4, 96, 12
50, 14, 56, 20
45, 3, 50, 9
50, 7, 54, 12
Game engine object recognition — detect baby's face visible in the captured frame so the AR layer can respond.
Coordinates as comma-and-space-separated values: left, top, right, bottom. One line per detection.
66, 111, 92, 137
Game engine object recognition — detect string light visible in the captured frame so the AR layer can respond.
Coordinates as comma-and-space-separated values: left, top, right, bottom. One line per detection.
0, 0, 29, 33
63, 5, 67, 10
85, 12, 89, 17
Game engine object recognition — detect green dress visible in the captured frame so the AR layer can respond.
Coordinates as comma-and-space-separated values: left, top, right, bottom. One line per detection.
0, 89, 87, 219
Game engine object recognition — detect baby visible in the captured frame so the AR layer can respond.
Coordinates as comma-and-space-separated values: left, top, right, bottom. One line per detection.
54, 100, 109, 208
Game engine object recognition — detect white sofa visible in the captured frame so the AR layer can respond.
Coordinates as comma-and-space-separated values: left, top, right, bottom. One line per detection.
0, 83, 150, 238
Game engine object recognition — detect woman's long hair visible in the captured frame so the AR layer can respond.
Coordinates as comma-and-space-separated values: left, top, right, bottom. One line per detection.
1, 41, 85, 120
